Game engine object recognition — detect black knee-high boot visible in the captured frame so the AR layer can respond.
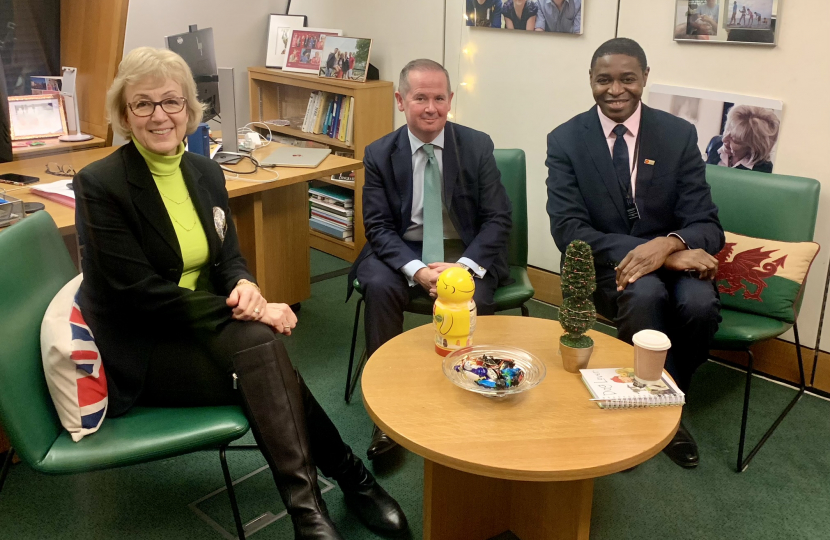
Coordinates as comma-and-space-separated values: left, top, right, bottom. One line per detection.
232, 340, 343, 540
296, 373, 408, 536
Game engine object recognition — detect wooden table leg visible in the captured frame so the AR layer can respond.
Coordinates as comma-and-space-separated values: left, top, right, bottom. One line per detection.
423, 461, 593, 540
230, 183, 311, 306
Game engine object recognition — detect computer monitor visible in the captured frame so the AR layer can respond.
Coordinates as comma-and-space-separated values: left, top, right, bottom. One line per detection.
165, 26, 220, 121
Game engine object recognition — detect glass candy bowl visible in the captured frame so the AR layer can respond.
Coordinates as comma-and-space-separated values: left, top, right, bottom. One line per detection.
443, 345, 546, 398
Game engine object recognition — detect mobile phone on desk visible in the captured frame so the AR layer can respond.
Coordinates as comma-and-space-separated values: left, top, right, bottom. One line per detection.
0, 173, 39, 186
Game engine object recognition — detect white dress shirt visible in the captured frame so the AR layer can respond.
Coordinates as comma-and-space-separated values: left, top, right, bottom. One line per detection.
400, 127, 484, 285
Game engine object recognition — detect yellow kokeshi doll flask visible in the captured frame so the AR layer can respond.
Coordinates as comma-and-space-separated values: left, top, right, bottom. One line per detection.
433, 267, 477, 356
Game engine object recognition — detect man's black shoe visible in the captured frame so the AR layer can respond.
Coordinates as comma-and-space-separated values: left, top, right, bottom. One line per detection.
662, 422, 699, 468
367, 425, 398, 461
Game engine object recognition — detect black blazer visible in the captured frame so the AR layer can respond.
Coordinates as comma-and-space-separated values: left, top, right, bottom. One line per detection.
546, 104, 724, 269
348, 122, 512, 297
74, 142, 255, 416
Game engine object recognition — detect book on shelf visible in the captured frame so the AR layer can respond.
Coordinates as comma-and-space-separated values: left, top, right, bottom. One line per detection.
345, 97, 355, 145
309, 185, 353, 208
299, 91, 356, 145
310, 216, 353, 241
331, 151, 356, 183
337, 98, 350, 142
310, 198, 354, 217
311, 206, 353, 227
580, 367, 685, 409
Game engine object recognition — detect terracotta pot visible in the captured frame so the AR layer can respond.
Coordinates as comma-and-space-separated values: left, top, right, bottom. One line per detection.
559, 342, 593, 373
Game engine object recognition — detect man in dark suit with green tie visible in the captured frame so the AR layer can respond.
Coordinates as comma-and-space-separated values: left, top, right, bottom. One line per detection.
545, 38, 724, 468
348, 59, 512, 459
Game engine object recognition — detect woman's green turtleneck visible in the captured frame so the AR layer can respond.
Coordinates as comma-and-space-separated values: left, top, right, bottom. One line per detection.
133, 138, 208, 291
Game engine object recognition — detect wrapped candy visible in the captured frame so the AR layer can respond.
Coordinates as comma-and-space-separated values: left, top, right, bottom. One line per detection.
454, 354, 525, 390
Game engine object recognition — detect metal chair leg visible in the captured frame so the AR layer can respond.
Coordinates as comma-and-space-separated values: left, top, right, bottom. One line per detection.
219, 445, 247, 540
520, 304, 530, 317
346, 349, 369, 404
0, 447, 14, 495
737, 324, 806, 472
345, 297, 364, 403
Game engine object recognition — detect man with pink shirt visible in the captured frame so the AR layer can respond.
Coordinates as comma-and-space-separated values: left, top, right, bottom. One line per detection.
545, 38, 723, 469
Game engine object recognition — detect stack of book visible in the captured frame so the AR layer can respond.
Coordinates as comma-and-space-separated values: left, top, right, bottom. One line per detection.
309, 185, 354, 242
301, 91, 355, 145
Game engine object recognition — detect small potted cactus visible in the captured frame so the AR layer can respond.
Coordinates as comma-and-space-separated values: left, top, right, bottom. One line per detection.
558, 240, 596, 372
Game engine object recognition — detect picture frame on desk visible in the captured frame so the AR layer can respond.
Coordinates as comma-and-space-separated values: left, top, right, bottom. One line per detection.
282, 28, 343, 75
265, 14, 308, 68
8, 95, 68, 141
318, 36, 373, 83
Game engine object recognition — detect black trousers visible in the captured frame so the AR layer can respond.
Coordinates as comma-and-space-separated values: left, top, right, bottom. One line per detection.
593, 267, 721, 392
356, 251, 499, 358
137, 320, 350, 475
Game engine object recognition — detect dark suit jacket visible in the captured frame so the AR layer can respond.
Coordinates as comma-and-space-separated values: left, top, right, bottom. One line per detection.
546, 104, 724, 269
348, 122, 512, 296
74, 142, 255, 416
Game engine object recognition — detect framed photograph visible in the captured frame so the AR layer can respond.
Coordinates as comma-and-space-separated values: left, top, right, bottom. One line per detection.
465, 0, 582, 34
318, 36, 372, 82
30, 75, 62, 96
8, 95, 68, 140
265, 14, 307, 68
648, 84, 783, 173
674, 0, 779, 46
282, 28, 343, 75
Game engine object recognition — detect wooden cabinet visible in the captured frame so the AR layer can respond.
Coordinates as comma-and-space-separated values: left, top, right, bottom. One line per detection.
247, 67, 394, 261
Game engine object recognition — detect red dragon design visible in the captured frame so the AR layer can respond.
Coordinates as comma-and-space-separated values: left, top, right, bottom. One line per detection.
715, 243, 787, 301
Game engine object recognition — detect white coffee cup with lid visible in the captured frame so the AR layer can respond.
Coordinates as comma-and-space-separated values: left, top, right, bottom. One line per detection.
632, 330, 671, 385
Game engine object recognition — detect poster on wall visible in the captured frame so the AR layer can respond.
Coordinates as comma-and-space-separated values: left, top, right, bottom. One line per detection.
648, 84, 783, 174
674, 0, 779, 45
282, 28, 343, 75
465, 0, 582, 34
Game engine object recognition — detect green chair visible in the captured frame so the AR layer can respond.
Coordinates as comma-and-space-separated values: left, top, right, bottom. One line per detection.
0, 212, 254, 539
344, 149, 535, 402
706, 165, 821, 472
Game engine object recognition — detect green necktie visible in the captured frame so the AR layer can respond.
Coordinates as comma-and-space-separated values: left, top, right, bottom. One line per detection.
421, 143, 444, 264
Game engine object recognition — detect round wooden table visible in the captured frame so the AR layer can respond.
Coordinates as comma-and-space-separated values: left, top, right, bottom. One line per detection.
361, 316, 681, 540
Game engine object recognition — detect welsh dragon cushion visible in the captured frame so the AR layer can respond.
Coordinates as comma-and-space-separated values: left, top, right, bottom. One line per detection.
714, 232, 820, 324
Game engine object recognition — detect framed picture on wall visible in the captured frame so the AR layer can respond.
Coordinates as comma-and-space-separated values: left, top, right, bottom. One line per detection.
318, 36, 373, 82
465, 0, 583, 34
8, 95, 68, 140
673, 0, 779, 45
282, 28, 343, 75
265, 14, 308, 68
648, 85, 783, 173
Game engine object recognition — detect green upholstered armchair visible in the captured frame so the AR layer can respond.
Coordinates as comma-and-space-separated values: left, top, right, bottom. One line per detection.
0, 212, 254, 539
344, 149, 536, 402
706, 165, 821, 472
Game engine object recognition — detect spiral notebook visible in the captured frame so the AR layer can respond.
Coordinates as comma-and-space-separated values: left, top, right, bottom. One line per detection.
580, 367, 685, 409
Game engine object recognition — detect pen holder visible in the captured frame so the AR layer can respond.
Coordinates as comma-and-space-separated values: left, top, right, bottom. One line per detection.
0, 189, 25, 228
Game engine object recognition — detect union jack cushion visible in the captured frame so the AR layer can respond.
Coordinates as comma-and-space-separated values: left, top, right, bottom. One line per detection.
715, 232, 820, 323
40, 274, 108, 441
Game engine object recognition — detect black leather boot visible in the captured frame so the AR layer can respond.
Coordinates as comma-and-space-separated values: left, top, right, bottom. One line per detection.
233, 340, 343, 540
297, 373, 409, 536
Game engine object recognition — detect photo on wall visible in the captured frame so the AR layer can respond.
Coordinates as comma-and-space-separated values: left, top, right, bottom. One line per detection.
648, 84, 783, 174
282, 28, 343, 75
465, 0, 582, 34
318, 36, 372, 82
674, 0, 778, 45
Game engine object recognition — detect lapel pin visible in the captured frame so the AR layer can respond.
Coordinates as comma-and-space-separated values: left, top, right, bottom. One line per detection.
644, 159, 655, 166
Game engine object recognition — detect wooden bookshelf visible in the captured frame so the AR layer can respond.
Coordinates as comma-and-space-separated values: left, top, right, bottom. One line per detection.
248, 67, 394, 262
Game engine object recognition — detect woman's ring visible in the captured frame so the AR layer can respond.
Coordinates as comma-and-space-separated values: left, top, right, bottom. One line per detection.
254, 307, 260, 315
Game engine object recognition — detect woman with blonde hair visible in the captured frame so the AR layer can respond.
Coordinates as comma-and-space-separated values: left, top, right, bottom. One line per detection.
73, 47, 406, 540
706, 104, 780, 173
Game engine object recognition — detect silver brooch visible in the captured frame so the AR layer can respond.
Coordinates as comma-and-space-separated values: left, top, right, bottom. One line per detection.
213, 206, 227, 244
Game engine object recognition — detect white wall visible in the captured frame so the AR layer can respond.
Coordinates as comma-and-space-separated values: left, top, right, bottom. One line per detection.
122, 0, 290, 137
288, 0, 446, 130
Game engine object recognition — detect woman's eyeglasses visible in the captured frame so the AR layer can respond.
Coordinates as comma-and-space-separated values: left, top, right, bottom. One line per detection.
45, 162, 77, 177
128, 97, 187, 117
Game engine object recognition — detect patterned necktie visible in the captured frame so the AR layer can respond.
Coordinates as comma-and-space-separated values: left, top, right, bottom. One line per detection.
612, 124, 631, 199
421, 143, 444, 264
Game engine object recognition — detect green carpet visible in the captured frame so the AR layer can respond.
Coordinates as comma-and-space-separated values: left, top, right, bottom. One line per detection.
1, 250, 829, 539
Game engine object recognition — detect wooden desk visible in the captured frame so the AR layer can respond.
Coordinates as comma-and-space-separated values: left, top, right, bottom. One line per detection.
12, 136, 106, 160
361, 316, 681, 540
0, 144, 361, 305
